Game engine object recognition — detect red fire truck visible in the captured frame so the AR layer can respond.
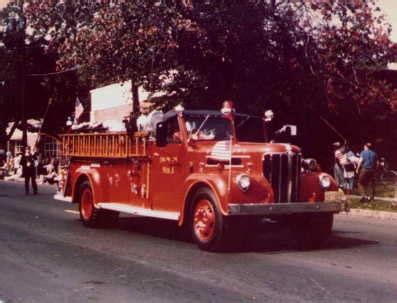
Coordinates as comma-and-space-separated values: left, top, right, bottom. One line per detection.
56, 104, 347, 251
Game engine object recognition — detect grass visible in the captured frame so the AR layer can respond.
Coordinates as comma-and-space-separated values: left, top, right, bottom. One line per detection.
352, 179, 396, 199
373, 182, 396, 198
348, 197, 397, 213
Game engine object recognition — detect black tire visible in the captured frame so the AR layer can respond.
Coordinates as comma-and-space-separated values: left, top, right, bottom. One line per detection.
78, 181, 119, 228
190, 188, 242, 251
292, 213, 334, 250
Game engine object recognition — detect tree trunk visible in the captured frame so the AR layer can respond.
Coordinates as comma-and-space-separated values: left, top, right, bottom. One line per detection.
131, 82, 139, 113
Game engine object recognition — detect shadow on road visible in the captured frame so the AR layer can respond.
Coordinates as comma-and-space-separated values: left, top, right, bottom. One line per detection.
115, 216, 378, 253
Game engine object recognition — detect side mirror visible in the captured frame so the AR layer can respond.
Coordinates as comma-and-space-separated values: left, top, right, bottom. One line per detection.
156, 122, 168, 147
276, 125, 297, 136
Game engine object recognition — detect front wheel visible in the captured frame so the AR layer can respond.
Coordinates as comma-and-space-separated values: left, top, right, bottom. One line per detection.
190, 188, 241, 251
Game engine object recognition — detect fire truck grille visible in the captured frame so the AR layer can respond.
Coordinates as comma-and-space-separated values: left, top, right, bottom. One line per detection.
263, 153, 301, 203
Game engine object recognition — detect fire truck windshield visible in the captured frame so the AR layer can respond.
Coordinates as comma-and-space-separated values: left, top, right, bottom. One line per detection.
234, 115, 267, 142
186, 115, 232, 141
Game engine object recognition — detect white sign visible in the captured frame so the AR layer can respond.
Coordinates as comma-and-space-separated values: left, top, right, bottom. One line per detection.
90, 80, 132, 111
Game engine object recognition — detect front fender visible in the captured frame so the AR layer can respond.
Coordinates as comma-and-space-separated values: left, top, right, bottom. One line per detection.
178, 173, 228, 226
300, 172, 338, 202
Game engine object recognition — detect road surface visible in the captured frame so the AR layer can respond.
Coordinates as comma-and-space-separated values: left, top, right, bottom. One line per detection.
0, 180, 396, 302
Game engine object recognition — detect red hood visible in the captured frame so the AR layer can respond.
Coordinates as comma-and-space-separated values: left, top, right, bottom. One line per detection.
191, 141, 301, 156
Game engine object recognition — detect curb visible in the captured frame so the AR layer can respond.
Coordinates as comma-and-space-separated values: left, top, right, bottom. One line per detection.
338, 208, 397, 221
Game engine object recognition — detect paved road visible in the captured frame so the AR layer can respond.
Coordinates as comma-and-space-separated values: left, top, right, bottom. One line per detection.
0, 180, 396, 303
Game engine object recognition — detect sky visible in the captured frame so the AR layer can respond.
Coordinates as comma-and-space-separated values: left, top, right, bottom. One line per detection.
378, 0, 397, 42
0, 0, 396, 41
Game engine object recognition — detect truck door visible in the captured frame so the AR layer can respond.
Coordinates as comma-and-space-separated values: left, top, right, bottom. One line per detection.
150, 116, 186, 213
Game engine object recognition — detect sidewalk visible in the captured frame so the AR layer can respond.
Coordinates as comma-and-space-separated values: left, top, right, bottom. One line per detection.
339, 208, 397, 221
343, 194, 397, 221
348, 194, 397, 203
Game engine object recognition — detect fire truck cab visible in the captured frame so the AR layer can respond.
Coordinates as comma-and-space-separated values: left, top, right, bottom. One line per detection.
57, 104, 347, 251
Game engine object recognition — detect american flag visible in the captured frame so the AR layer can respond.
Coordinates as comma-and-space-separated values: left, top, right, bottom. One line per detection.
209, 141, 232, 162
74, 97, 84, 123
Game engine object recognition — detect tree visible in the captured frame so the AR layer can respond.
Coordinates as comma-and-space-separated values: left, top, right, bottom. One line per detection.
25, 1, 396, 110
21, 0, 397, 166
0, 0, 79, 151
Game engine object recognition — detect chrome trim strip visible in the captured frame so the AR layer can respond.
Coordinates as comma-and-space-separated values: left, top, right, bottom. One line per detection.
287, 153, 293, 202
278, 155, 282, 203
228, 201, 343, 216
205, 155, 251, 159
205, 164, 244, 168
294, 154, 300, 201
97, 203, 179, 220
269, 154, 272, 193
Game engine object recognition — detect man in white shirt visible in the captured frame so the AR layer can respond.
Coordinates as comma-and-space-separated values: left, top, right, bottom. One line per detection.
136, 100, 163, 134
136, 101, 153, 131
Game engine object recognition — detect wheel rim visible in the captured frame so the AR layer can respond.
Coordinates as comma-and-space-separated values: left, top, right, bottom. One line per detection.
193, 199, 216, 242
80, 188, 93, 221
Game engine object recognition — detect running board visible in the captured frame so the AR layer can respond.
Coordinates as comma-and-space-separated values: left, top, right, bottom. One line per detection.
97, 203, 180, 221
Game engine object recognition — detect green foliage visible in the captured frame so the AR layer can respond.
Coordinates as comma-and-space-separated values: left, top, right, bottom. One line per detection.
0, 0, 82, 144
24, 0, 396, 115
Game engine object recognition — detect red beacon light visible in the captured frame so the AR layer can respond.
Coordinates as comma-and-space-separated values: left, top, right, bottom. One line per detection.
221, 100, 235, 116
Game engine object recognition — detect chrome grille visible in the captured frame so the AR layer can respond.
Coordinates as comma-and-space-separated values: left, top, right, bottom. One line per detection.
263, 153, 301, 203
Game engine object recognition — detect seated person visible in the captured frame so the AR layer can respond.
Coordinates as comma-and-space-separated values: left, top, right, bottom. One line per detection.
43, 159, 58, 186
191, 129, 216, 140
136, 101, 163, 139
137, 101, 154, 132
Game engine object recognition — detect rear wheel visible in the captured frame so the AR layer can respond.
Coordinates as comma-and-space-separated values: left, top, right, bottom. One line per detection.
78, 181, 119, 227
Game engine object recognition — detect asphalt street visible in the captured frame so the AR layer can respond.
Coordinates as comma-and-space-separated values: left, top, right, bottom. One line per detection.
0, 180, 396, 303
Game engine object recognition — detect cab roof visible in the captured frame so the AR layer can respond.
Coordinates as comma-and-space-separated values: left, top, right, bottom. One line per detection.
163, 110, 251, 121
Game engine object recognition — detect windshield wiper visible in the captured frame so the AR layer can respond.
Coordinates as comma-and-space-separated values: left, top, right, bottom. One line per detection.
235, 115, 251, 129
191, 114, 210, 139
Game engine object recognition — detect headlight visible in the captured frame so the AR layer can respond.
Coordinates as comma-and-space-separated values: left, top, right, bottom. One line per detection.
319, 174, 331, 189
236, 174, 251, 192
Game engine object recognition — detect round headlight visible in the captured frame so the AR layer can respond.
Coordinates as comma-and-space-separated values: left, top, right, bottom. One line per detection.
236, 174, 251, 192
319, 174, 331, 189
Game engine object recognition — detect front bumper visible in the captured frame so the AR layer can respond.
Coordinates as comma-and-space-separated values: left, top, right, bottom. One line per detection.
228, 201, 346, 216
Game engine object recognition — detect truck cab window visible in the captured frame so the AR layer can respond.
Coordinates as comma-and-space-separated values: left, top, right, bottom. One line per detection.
186, 116, 232, 141
235, 116, 267, 143
166, 117, 182, 144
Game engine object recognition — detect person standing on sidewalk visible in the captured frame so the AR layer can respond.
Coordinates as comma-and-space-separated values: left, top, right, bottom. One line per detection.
356, 142, 378, 202
340, 147, 358, 194
21, 146, 38, 195
333, 142, 345, 189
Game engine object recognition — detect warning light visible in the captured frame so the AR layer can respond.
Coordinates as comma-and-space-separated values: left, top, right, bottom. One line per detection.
221, 100, 235, 115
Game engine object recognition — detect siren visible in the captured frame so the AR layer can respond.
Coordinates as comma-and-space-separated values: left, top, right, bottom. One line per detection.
263, 109, 274, 122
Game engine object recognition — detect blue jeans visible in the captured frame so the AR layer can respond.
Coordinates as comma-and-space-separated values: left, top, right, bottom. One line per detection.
334, 164, 344, 188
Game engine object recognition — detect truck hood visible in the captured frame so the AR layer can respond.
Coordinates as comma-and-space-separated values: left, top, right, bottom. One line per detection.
191, 141, 301, 157
229, 142, 301, 155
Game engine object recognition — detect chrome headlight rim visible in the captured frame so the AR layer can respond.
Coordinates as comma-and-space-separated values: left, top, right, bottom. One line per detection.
319, 174, 331, 190
236, 174, 251, 192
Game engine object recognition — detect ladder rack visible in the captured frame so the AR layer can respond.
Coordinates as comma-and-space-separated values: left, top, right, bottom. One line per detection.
59, 132, 149, 158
